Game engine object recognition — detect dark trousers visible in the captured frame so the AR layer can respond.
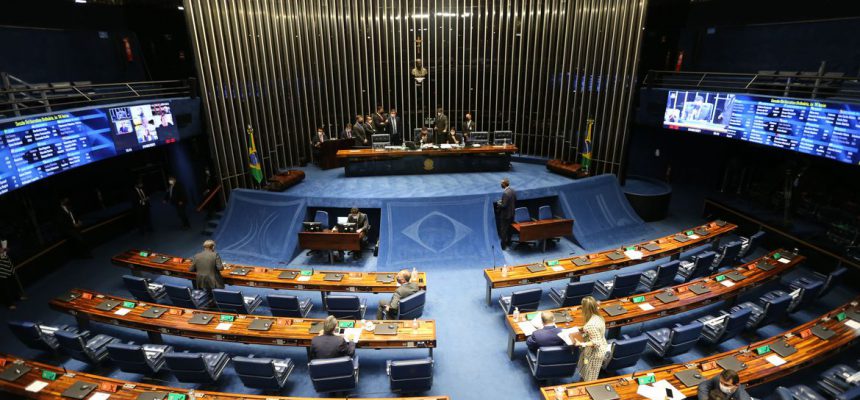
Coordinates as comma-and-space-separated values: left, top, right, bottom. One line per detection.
134, 206, 153, 233
174, 204, 190, 228
0, 277, 22, 307
498, 216, 513, 248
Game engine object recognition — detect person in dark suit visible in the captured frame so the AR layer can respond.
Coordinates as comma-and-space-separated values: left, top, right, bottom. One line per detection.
164, 176, 190, 230
372, 105, 388, 133
131, 178, 153, 235
526, 311, 567, 352
312, 127, 327, 163
446, 128, 462, 145
376, 269, 420, 320
57, 197, 91, 258
434, 107, 448, 145
352, 115, 368, 146
363, 114, 376, 142
310, 315, 357, 359
340, 123, 355, 141
388, 108, 402, 144
462, 112, 475, 140
418, 127, 433, 146
201, 167, 218, 220
333, 207, 370, 260
496, 178, 517, 249
698, 370, 751, 400
189, 239, 225, 294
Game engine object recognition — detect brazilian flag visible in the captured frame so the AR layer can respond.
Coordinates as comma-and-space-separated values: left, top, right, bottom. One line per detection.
581, 119, 594, 171
247, 125, 263, 183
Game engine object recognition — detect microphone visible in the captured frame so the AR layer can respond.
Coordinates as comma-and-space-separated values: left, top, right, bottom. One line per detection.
491, 245, 497, 270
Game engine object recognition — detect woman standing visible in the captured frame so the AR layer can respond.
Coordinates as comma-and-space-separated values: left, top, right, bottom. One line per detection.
574, 296, 609, 381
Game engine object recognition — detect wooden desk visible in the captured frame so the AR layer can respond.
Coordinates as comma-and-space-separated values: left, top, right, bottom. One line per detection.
112, 249, 427, 306
264, 170, 305, 192
0, 354, 450, 400
319, 138, 354, 169
504, 250, 803, 358
546, 159, 588, 179
484, 221, 738, 304
298, 231, 362, 263
512, 218, 574, 251
50, 289, 437, 358
539, 296, 860, 399
335, 145, 518, 176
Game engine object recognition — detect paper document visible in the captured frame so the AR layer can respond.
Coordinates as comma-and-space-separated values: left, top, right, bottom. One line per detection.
297, 276, 311, 282
778, 258, 790, 264
688, 234, 700, 240
343, 327, 363, 343
720, 280, 736, 287
551, 266, 565, 272
114, 308, 132, 316
517, 321, 537, 336
557, 327, 580, 346
624, 250, 643, 260
215, 322, 232, 331
638, 303, 655, 311
765, 354, 786, 366
845, 319, 860, 330
25, 381, 48, 393
89, 393, 111, 400
637, 379, 684, 400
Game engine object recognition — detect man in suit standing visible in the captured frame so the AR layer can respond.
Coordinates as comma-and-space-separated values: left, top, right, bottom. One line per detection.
462, 112, 475, 143
388, 108, 402, 145
164, 175, 190, 230
57, 197, 91, 258
526, 311, 567, 352
363, 114, 376, 142
376, 269, 420, 320
372, 105, 388, 133
311, 127, 327, 163
434, 107, 448, 145
310, 315, 357, 359
340, 123, 354, 141
131, 178, 153, 235
496, 178, 517, 249
189, 239, 225, 294
352, 115, 368, 146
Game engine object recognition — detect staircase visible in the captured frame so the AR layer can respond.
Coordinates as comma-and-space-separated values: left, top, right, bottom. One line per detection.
202, 211, 224, 236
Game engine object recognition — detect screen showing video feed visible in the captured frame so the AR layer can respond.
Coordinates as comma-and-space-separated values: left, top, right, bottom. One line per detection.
109, 102, 179, 153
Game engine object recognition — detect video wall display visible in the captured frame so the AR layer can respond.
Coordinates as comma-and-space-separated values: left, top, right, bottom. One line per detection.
0, 101, 179, 195
663, 90, 860, 165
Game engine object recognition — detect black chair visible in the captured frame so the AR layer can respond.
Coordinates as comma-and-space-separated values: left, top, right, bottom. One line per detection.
738, 231, 765, 259
233, 355, 295, 391
713, 240, 743, 269
387, 358, 434, 393
267, 294, 312, 318
7, 321, 76, 352
818, 364, 859, 398
308, 356, 359, 394
645, 321, 703, 358
639, 260, 680, 291
595, 271, 642, 299
164, 351, 230, 384
548, 281, 595, 308
526, 346, 578, 381
788, 266, 847, 299
122, 275, 167, 303
54, 330, 119, 364
776, 385, 827, 400
212, 289, 263, 314
106, 342, 173, 375
499, 288, 542, 314
731, 293, 792, 329
602, 334, 648, 372
678, 250, 717, 281
695, 308, 752, 344
395, 291, 426, 320
325, 295, 367, 319
164, 283, 213, 309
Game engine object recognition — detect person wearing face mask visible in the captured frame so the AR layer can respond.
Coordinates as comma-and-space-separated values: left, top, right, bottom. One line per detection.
698, 369, 750, 400
495, 178, 516, 250
131, 178, 153, 235
434, 107, 448, 145
164, 175, 190, 230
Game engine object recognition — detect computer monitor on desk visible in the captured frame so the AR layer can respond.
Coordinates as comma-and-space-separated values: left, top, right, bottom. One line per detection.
493, 130, 512, 145
339, 222, 357, 233
337, 217, 348, 225
302, 221, 322, 232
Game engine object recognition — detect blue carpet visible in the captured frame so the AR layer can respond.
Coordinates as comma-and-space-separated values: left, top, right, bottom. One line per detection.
0, 167, 856, 400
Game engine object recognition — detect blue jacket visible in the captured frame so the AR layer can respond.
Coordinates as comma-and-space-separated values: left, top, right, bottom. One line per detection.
526, 325, 566, 352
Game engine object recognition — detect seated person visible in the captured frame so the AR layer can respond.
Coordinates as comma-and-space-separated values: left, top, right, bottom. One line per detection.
310, 315, 357, 359
526, 311, 566, 353
376, 269, 420, 320
446, 128, 462, 145
333, 207, 370, 260
418, 127, 433, 146
698, 369, 750, 400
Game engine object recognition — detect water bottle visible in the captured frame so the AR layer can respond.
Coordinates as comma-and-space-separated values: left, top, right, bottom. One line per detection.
412, 318, 419, 330
501, 264, 509, 277
513, 306, 520, 322
412, 267, 418, 282
555, 386, 564, 400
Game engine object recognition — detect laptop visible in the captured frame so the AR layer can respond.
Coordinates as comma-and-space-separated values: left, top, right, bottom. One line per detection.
527, 264, 546, 273
374, 323, 399, 335
309, 322, 324, 334
643, 243, 661, 252
811, 324, 835, 340
337, 217, 349, 225
770, 339, 797, 357
376, 274, 395, 283
606, 251, 625, 261
151, 256, 170, 264
845, 308, 860, 322
248, 319, 273, 331
716, 356, 746, 371
324, 273, 344, 282
0, 364, 31, 382
756, 261, 776, 271
553, 311, 574, 324
674, 368, 706, 387
61, 381, 97, 400
694, 228, 710, 236
656, 291, 679, 304
230, 267, 251, 276
573, 257, 592, 266
188, 313, 214, 325
55, 292, 81, 303
141, 307, 168, 319
278, 271, 299, 280
673, 235, 690, 243
689, 283, 711, 295
95, 300, 121, 311
725, 271, 747, 282
602, 304, 627, 317
715, 220, 727, 227
136, 392, 168, 400
585, 384, 620, 400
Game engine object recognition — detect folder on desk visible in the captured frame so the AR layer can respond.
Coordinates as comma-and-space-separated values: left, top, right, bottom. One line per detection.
188, 313, 213, 325
61, 381, 97, 399
141, 307, 168, 319
673, 235, 690, 243
689, 283, 711, 295
0, 365, 31, 382
376, 274, 394, 283
694, 228, 710, 236
602, 304, 627, 317
585, 384, 620, 400
151, 256, 170, 264
374, 323, 399, 335
725, 271, 747, 282
278, 271, 299, 280
643, 243, 661, 252
324, 273, 344, 282
716, 356, 746, 371
95, 300, 121, 311
674, 368, 706, 387
56, 292, 81, 303
715, 220, 727, 227
606, 251, 625, 261
573, 257, 592, 266
553, 311, 573, 323
811, 324, 836, 340
527, 264, 546, 273
845, 308, 860, 322
756, 261, 776, 271
248, 319, 273, 331
309, 322, 323, 334
770, 339, 797, 357
230, 267, 251, 276
136, 392, 168, 400
656, 291, 679, 304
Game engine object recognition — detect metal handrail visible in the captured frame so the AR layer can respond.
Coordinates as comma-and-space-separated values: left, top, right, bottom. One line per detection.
641, 70, 860, 101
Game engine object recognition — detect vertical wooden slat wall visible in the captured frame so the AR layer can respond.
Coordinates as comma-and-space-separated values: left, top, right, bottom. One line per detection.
184, 0, 648, 194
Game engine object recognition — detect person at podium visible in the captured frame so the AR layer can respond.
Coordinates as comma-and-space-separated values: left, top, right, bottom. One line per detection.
418, 127, 433, 146
333, 207, 370, 261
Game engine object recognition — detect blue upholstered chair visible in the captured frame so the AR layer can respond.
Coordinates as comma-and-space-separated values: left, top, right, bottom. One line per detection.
818, 364, 859, 399
640, 260, 680, 291
526, 346, 578, 380
738, 231, 765, 259
789, 266, 847, 299
678, 250, 717, 281
765, 280, 823, 314
8, 321, 75, 352
122, 275, 167, 303
233, 355, 295, 390
499, 288, 542, 314
308, 356, 359, 393
314, 210, 330, 229
106, 342, 173, 375
387, 358, 434, 392
267, 294, 312, 318
325, 295, 367, 319
645, 321, 703, 358
163, 351, 229, 384
595, 271, 642, 299
731, 292, 792, 329
713, 240, 743, 269
776, 385, 827, 400
695, 308, 753, 344
54, 330, 119, 364
212, 289, 262, 314
549, 281, 595, 308
514, 207, 531, 224
602, 334, 648, 372
164, 283, 213, 309
538, 205, 553, 221
395, 291, 426, 320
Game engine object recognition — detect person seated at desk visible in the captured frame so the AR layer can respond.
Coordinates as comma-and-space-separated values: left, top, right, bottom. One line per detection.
312, 127, 327, 162
333, 207, 370, 261
376, 269, 420, 320
446, 128, 462, 145
698, 369, 751, 400
310, 315, 357, 359
526, 311, 567, 352
418, 128, 433, 146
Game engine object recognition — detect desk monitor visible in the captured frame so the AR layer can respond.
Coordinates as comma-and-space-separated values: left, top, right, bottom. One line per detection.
470, 131, 489, 144
337, 216, 348, 225
302, 221, 322, 232
493, 130, 512, 145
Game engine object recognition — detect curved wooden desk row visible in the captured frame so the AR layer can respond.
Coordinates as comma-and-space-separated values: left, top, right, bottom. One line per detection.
540, 296, 860, 399
112, 249, 427, 294
0, 354, 449, 400
335, 144, 518, 158
49, 289, 436, 358
504, 250, 802, 358
483, 220, 738, 303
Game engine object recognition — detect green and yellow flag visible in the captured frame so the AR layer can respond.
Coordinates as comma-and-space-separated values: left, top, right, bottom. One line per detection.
581, 119, 594, 171
247, 125, 263, 183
